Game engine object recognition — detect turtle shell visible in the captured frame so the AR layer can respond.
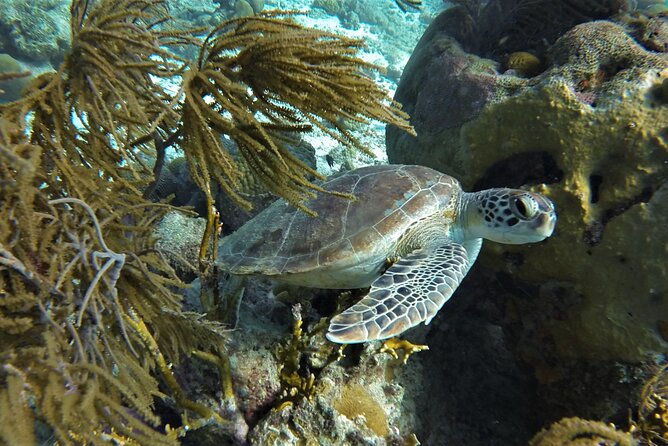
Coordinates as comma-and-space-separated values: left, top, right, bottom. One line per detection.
217, 164, 459, 287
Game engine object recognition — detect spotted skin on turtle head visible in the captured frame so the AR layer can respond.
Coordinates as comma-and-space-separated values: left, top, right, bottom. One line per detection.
470, 189, 556, 245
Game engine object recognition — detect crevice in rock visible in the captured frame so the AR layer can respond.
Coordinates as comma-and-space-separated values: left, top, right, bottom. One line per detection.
473, 151, 564, 190
589, 174, 603, 204
583, 185, 655, 247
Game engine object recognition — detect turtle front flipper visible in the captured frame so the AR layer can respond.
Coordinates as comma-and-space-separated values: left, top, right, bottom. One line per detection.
326, 239, 482, 343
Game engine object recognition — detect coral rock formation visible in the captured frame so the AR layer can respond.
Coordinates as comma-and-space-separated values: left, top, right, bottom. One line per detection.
0, 0, 70, 65
387, 17, 668, 361
0, 54, 31, 102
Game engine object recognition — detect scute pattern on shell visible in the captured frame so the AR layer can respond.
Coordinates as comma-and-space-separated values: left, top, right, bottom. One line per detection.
217, 164, 459, 277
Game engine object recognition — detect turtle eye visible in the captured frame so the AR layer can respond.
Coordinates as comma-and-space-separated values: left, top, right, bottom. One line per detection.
511, 196, 537, 220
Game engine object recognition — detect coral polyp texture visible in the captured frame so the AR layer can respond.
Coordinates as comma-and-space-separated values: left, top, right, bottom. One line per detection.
387, 17, 668, 361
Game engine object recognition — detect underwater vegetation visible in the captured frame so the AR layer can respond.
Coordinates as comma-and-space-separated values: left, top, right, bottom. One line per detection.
529, 417, 636, 446
0, 0, 413, 444
633, 363, 668, 445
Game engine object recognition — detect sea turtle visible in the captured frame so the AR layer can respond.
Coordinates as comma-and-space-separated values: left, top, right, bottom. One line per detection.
217, 164, 556, 343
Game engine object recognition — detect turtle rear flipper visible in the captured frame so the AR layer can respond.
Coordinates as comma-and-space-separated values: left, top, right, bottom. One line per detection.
326, 239, 482, 343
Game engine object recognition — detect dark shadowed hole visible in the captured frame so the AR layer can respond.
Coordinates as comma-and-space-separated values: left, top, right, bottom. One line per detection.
473, 151, 563, 190
589, 174, 603, 204
600, 59, 632, 78
583, 186, 655, 247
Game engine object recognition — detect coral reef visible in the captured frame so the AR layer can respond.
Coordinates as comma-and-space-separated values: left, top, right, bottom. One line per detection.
180, 276, 424, 445
623, 11, 668, 52
312, 0, 341, 15
408, 264, 655, 445
165, 0, 222, 31
306, 0, 430, 69
333, 383, 389, 437
0, 0, 413, 444
387, 14, 668, 361
441, 0, 630, 59
248, 342, 422, 445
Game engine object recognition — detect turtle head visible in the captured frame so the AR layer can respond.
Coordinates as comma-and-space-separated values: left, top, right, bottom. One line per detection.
464, 189, 556, 244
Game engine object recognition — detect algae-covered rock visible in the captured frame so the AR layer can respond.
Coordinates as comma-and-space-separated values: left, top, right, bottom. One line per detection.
248, 347, 421, 445
154, 211, 205, 278
179, 273, 423, 445
234, 0, 254, 18
207, 286, 423, 445
312, 0, 340, 15
248, 0, 264, 14
0, 0, 70, 64
387, 19, 668, 361
626, 13, 668, 52
0, 53, 30, 102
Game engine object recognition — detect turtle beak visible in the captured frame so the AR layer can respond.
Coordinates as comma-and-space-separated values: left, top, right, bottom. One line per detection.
535, 195, 557, 238
536, 209, 557, 239
545, 212, 557, 236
